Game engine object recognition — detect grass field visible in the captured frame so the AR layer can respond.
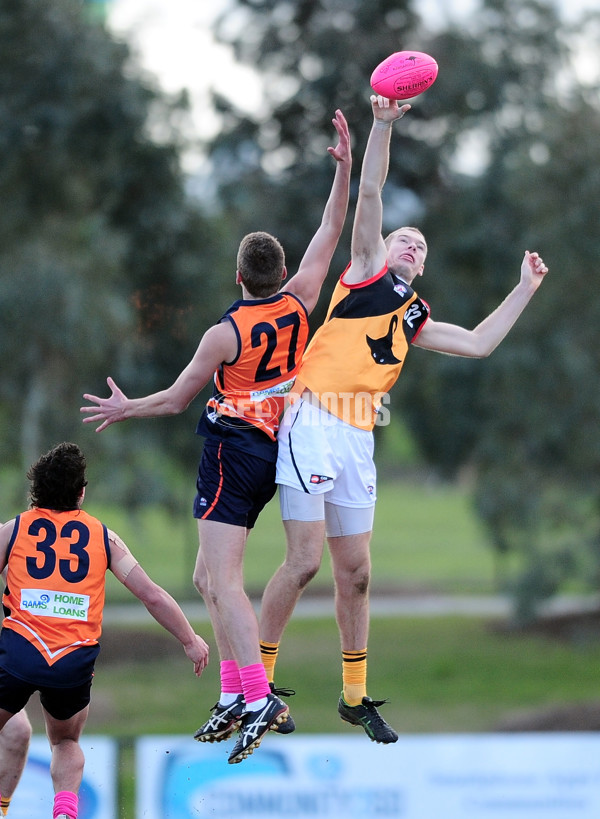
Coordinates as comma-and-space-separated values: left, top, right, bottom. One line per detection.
71, 615, 600, 739
28, 610, 592, 819
90, 478, 501, 604
15, 479, 600, 818
12, 477, 594, 741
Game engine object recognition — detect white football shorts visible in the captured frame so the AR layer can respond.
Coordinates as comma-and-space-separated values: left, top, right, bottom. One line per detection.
276, 397, 377, 518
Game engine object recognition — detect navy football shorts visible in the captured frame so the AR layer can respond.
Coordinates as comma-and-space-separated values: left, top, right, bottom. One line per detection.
193, 439, 277, 529
0, 665, 92, 720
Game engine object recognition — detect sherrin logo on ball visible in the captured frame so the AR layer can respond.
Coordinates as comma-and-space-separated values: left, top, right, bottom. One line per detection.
370, 50, 438, 100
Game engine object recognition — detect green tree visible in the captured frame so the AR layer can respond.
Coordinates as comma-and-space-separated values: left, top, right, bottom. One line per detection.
0, 0, 229, 499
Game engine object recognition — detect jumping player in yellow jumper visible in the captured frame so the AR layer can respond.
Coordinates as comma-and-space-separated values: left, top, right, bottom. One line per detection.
259, 95, 549, 743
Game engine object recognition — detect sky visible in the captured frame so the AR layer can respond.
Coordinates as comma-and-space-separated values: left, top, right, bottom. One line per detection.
108, 1, 260, 147
106, 0, 599, 174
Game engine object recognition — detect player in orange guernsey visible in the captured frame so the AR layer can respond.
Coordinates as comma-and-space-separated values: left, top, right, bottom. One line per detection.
259, 95, 549, 743
0, 443, 209, 819
81, 109, 352, 763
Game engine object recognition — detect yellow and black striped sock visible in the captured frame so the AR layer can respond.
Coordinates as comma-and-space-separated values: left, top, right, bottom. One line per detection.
259, 640, 279, 684
1, 795, 11, 816
342, 649, 367, 706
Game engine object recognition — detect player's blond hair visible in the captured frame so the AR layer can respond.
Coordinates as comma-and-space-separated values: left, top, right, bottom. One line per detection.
384, 226, 427, 253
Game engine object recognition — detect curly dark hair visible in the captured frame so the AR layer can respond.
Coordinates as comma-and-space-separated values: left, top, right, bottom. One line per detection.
236, 231, 285, 298
27, 442, 88, 511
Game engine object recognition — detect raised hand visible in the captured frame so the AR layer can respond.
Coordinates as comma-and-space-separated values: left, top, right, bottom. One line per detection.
81, 376, 128, 432
522, 250, 549, 290
327, 109, 351, 164
370, 94, 411, 123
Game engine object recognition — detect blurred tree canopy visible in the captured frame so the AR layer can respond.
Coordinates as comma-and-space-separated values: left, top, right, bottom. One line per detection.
205, 0, 600, 615
0, 0, 233, 509
2, 0, 600, 614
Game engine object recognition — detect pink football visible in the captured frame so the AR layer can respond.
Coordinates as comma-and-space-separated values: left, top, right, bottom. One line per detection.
370, 50, 438, 100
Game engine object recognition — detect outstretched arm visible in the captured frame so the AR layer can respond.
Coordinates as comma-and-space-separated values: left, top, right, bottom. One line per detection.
415, 251, 549, 357
282, 109, 352, 314
109, 530, 210, 677
0, 521, 13, 574
80, 321, 238, 432
344, 95, 411, 285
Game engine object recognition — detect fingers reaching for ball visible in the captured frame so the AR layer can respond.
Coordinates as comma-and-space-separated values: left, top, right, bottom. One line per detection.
370, 94, 411, 122
327, 109, 351, 164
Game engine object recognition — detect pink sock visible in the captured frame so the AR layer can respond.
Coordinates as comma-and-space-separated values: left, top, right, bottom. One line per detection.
239, 663, 270, 706
220, 660, 242, 694
53, 790, 78, 819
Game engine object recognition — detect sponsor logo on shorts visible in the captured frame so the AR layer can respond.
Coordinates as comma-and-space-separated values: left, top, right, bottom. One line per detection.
310, 474, 333, 484
198, 497, 208, 507
367, 485, 375, 494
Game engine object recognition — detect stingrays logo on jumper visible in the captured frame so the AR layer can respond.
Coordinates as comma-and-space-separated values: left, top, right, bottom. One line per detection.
20, 589, 90, 620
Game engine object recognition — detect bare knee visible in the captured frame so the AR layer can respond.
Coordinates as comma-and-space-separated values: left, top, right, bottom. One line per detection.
202, 577, 242, 613
279, 549, 322, 591
329, 533, 371, 597
194, 572, 219, 609
193, 569, 207, 597
193, 556, 209, 596
207, 587, 220, 610
353, 570, 370, 596
296, 562, 320, 590
1, 711, 32, 752
333, 558, 371, 597
11, 716, 32, 747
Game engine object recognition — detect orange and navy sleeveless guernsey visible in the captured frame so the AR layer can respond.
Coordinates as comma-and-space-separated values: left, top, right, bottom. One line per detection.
2, 508, 110, 666
198, 292, 309, 457
296, 264, 430, 430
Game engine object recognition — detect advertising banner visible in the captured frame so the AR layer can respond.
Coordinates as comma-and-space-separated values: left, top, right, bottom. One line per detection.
136, 732, 600, 819
10, 735, 117, 819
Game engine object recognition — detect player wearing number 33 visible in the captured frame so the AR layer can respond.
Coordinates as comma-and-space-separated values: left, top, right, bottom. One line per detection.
0, 442, 209, 819
80, 110, 352, 763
